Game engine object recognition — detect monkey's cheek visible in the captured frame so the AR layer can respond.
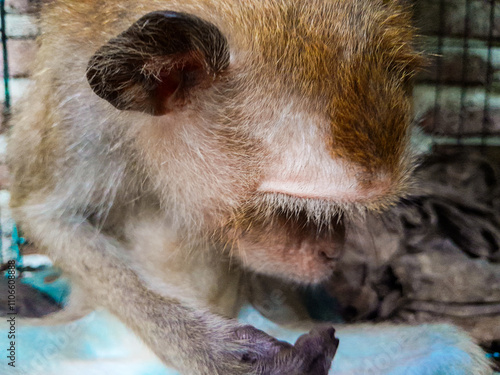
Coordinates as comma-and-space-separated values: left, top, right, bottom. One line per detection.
234, 238, 340, 284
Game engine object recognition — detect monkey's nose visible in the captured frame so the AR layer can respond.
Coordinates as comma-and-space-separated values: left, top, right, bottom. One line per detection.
318, 241, 344, 261
318, 217, 345, 261
319, 248, 341, 261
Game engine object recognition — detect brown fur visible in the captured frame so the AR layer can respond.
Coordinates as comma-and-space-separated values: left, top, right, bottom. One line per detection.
7, 1, 491, 374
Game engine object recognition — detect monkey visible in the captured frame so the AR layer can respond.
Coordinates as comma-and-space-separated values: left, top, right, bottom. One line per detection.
6, 0, 493, 374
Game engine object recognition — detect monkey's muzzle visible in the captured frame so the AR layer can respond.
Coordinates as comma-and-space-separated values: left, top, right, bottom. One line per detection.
226, 203, 346, 284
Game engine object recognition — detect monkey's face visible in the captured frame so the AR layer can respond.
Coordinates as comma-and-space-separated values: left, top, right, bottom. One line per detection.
87, 1, 421, 284
218, 88, 413, 284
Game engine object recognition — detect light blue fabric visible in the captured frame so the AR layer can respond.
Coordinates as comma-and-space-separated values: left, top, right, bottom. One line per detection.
0, 266, 494, 374
2, 310, 172, 375
0, 306, 494, 375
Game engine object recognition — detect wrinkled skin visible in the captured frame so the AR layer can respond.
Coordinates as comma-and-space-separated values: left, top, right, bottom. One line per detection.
234, 326, 339, 375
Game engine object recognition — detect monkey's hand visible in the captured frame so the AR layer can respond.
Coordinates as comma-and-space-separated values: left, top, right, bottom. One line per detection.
233, 325, 338, 375
14, 209, 337, 375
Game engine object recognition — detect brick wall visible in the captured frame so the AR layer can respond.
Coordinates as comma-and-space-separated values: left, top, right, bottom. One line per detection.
1, 0, 38, 125
0, 0, 39, 189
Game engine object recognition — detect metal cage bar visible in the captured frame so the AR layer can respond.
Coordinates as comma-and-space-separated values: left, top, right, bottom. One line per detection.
0, 0, 9, 111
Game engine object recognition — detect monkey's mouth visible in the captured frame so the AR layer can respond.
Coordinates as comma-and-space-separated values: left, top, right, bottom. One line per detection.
224, 195, 346, 283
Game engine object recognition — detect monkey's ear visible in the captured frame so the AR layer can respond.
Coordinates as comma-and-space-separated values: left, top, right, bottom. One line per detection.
86, 11, 229, 115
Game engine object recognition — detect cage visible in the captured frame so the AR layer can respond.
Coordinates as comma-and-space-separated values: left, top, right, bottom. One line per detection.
0, 0, 499, 372
413, 0, 500, 145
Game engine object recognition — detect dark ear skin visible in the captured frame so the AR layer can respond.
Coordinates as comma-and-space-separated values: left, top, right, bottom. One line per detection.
86, 11, 230, 115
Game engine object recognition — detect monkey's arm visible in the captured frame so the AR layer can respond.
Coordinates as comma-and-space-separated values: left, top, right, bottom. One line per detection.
11, 201, 337, 375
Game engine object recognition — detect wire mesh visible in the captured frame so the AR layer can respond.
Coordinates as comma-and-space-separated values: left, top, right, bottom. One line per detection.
421, 0, 500, 145
483, 0, 497, 145
1, 0, 9, 113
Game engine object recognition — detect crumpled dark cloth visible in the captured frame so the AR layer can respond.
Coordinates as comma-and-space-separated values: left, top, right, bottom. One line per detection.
324, 146, 500, 345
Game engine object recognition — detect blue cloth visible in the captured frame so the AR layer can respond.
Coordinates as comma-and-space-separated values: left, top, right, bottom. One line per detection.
0, 307, 494, 375
0, 266, 494, 374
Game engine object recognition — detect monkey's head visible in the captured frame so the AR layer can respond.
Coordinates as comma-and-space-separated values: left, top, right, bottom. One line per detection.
87, 0, 421, 284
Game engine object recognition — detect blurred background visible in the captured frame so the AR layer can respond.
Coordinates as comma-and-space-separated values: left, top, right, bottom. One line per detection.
0, 0, 498, 371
